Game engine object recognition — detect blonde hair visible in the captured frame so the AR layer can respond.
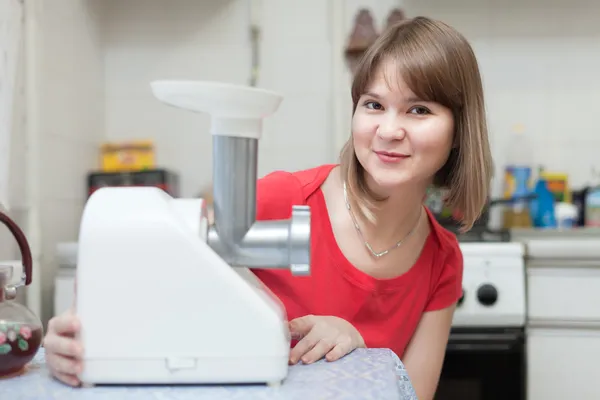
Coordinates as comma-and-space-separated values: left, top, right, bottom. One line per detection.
339, 16, 493, 232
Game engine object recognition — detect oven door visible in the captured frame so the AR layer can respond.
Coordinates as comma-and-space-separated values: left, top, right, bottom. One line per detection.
435, 327, 526, 400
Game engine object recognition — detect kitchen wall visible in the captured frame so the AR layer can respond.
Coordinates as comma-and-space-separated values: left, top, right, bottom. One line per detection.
8, 0, 600, 323
23, 0, 105, 322
101, 0, 336, 197
0, 0, 26, 303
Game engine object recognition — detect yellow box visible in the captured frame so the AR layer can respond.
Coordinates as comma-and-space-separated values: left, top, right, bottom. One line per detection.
100, 140, 155, 172
540, 171, 570, 203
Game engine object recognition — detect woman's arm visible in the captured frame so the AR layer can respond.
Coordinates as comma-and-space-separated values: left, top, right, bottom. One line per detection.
401, 304, 456, 400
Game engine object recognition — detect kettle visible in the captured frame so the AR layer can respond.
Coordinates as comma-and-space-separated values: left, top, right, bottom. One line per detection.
0, 210, 43, 378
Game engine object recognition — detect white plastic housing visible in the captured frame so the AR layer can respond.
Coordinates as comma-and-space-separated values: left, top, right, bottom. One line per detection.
75, 187, 290, 385
150, 80, 283, 139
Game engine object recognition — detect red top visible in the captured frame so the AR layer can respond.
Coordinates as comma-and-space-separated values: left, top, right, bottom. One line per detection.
252, 164, 463, 357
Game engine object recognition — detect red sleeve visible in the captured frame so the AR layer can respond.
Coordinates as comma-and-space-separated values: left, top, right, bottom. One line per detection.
424, 237, 464, 311
256, 171, 305, 221
252, 170, 309, 319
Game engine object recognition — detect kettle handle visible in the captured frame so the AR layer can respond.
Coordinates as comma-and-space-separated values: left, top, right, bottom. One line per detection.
0, 211, 33, 286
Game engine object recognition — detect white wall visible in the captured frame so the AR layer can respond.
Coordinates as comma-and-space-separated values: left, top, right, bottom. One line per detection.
0, 0, 26, 306
31, 0, 105, 323
103, 0, 250, 197
102, 0, 336, 197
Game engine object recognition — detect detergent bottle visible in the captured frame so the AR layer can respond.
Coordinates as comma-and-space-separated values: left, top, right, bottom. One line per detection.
502, 124, 533, 228
531, 167, 557, 228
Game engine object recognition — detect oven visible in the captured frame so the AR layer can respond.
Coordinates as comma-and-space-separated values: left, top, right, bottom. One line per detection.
435, 326, 526, 399
435, 241, 527, 400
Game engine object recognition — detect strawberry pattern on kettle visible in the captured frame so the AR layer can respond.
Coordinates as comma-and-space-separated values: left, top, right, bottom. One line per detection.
0, 322, 32, 354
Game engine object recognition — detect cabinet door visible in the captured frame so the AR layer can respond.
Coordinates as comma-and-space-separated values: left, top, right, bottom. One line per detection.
528, 328, 600, 400
528, 267, 600, 322
54, 272, 76, 315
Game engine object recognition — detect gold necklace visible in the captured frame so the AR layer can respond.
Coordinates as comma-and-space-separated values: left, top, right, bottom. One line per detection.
343, 181, 422, 258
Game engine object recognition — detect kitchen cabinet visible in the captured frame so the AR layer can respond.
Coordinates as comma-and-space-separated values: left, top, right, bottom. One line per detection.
528, 327, 600, 400
54, 269, 75, 315
526, 236, 600, 400
53, 243, 77, 315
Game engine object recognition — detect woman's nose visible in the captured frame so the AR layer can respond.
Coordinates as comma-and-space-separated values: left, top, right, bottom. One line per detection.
376, 118, 407, 140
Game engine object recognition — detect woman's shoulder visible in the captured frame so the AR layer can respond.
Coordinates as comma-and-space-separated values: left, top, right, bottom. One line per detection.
422, 209, 464, 311
424, 209, 463, 268
256, 164, 337, 220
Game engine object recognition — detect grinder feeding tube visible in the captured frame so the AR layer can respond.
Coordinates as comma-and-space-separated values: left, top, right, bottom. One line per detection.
75, 81, 311, 386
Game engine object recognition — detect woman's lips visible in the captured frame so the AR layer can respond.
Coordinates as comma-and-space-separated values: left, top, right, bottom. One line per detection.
374, 150, 409, 163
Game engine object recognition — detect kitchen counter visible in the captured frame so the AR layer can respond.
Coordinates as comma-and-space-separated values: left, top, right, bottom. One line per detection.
511, 228, 600, 264
502, 227, 600, 264
511, 227, 600, 239
0, 348, 416, 400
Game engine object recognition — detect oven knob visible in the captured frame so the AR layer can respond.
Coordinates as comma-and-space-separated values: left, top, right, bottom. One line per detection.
457, 289, 465, 307
477, 284, 498, 306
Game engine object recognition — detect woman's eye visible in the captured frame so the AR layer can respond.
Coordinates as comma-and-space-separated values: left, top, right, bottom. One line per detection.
409, 106, 431, 115
364, 101, 383, 110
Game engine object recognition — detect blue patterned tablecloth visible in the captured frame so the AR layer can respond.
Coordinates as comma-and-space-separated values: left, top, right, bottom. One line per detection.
1, 348, 417, 400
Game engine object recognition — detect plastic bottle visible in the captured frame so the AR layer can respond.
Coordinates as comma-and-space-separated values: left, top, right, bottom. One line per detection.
584, 168, 600, 227
532, 167, 557, 229
502, 124, 533, 228
555, 202, 579, 229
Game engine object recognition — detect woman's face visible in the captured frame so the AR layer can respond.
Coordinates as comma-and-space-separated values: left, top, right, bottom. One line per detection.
352, 62, 455, 196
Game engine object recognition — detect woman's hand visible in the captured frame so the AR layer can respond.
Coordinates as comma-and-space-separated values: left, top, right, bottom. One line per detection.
288, 315, 365, 365
43, 309, 84, 387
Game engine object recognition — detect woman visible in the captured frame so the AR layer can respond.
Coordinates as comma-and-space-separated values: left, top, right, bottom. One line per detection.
43, 16, 492, 400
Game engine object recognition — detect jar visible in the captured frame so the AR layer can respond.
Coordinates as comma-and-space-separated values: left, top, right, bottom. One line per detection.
0, 210, 42, 378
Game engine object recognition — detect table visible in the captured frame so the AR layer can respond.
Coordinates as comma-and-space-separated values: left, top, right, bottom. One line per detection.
1, 348, 417, 399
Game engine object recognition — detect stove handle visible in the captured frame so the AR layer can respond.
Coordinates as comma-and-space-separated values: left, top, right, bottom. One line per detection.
446, 332, 524, 352
446, 343, 517, 352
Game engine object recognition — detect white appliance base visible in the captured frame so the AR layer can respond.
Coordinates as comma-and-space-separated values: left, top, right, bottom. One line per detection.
80, 355, 289, 386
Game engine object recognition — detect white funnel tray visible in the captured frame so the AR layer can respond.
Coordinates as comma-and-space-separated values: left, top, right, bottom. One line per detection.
150, 80, 283, 119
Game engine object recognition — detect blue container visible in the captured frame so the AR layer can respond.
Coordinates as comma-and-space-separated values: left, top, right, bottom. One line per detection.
532, 177, 557, 228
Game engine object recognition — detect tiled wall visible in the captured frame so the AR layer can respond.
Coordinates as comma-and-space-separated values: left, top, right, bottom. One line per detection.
31, 0, 105, 322
102, 0, 336, 197
0, 0, 26, 305
17, 0, 600, 321
102, 0, 251, 197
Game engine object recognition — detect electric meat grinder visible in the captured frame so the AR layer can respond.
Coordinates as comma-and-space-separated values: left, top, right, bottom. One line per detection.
75, 81, 311, 385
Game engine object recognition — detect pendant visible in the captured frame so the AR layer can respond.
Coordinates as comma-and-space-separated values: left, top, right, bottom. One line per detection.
365, 242, 389, 258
